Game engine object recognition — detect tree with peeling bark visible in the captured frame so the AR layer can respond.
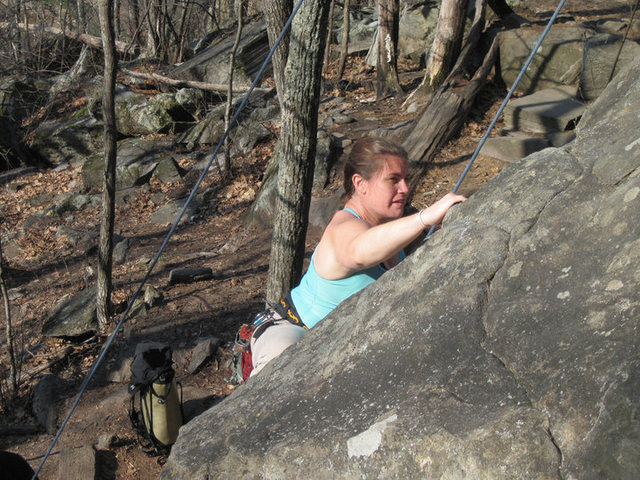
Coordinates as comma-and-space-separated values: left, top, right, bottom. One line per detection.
406, 0, 521, 107
407, 0, 468, 104
376, 0, 401, 98
266, 0, 331, 304
97, 0, 118, 329
403, 0, 497, 194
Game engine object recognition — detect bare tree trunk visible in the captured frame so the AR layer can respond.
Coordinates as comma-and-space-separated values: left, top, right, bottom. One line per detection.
260, 0, 293, 106
146, 0, 161, 58
337, 0, 351, 80
323, 0, 335, 74
407, 0, 468, 104
77, 0, 87, 31
97, 0, 118, 329
403, 36, 498, 197
10, 0, 23, 66
175, 0, 191, 63
266, 0, 331, 304
224, 0, 246, 176
130, 0, 145, 50
114, 0, 121, 37
22, 2, 31, 69
0, 238, 18, 395
49, 0, 93, 99
376, 0, 401, 98
447, 0, 486, 80
207, 0, 217, 32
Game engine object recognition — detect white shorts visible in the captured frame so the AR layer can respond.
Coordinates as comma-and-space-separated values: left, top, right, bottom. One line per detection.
250, 322, 306, 377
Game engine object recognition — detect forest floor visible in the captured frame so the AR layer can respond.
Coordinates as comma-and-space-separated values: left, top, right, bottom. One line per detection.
0, 1, 630, 478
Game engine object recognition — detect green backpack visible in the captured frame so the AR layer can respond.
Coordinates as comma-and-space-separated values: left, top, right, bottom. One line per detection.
128, 342, 184, 457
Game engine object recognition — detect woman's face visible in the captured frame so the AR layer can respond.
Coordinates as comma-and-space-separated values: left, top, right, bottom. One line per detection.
360, 154, 409, 222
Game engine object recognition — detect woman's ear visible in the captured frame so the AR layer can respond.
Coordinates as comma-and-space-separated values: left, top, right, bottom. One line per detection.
352, 173, 367, 195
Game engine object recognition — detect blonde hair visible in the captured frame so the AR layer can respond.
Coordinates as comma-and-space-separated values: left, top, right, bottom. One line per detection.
343, 137, 408, 197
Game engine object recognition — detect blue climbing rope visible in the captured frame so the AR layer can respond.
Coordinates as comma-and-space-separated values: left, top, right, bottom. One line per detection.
424, 0, 567, 241
32, 0, 305, 477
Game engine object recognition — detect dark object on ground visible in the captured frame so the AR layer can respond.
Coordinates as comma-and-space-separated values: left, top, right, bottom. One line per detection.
0, 450, 39, 480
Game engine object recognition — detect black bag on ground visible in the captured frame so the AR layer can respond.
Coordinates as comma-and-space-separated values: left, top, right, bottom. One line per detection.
128, 342, 184, 456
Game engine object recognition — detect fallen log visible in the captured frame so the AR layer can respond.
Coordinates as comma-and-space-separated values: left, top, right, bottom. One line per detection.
0, 424, 40, 436
120, 68, 273, 95
2, 22, 133, 55
403, 35, 499, 195
25, 346, 73, 380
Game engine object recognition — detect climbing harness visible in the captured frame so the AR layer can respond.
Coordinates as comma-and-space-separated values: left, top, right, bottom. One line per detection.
423, 0, 567, 242
230, 294, 307, 383
32, 1, 306, 477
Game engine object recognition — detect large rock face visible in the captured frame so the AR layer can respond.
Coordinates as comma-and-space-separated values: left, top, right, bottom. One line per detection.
162, 58, 640, 479
171, 20, 270, 87
499, 25, 590, 95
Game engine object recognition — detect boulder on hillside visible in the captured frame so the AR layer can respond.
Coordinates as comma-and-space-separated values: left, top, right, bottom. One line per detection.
246, 129, 341, 230
149, 197, 202, 226
364, 1, 440, 66
0, 77, 48, 170
177, 103, 227, 151
162, 53, 640, 480
579, 33, 640, 101
177, 89, 277, 152
503, 85, 585, 134
114, 90, 195, 136
499, 24, 592, 95
171, 19, 271, 87
398, 0, 441, 62
81, 136, 176, 191
42, 287, 98, 338
30, 115, 104, 168
152, 157, 186, 183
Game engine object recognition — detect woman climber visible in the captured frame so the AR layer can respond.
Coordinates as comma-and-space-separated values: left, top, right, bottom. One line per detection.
248, 136, 466, 376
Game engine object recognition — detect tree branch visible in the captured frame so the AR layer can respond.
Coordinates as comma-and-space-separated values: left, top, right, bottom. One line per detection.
2, 22, 134, 55
403, 36, 499, 198
120, 68, 273, 95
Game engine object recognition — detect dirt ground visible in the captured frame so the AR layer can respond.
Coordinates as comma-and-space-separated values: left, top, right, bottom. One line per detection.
0, 1, 631, 478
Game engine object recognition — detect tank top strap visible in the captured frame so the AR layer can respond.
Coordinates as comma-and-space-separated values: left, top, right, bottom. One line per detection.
342, 207, 360, 219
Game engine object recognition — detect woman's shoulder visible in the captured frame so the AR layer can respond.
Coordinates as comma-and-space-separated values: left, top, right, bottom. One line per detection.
325, 209, 367, 236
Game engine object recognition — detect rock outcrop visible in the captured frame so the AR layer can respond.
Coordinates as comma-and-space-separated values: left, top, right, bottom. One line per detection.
162, 54, 640, 479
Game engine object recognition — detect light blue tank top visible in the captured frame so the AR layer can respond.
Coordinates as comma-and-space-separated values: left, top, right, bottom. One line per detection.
290, 208, 405, 328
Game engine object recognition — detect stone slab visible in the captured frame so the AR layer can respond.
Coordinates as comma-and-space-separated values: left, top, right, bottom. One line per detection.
504, 86, 585, 133
479, 134, 549, 163
57, 445, 97, 480
547, 130, 576, 148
